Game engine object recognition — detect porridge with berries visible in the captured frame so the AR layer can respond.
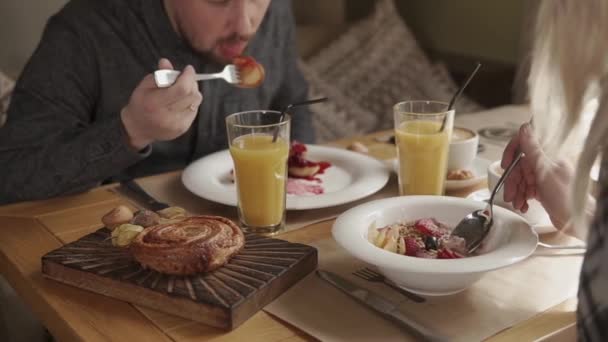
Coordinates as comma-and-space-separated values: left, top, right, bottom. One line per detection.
368, 218, 468, 259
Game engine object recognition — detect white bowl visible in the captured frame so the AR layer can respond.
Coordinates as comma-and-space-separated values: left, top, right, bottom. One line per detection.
332, 196, 538, 296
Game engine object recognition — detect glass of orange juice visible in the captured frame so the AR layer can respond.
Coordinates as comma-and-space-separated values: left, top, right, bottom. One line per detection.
394, 101, 454, 196
226, 110, 290, 235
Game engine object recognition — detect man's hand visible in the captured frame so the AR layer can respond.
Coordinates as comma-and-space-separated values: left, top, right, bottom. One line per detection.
121, 58, 203, 150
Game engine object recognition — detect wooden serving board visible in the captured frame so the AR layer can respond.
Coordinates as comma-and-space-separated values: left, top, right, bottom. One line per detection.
41, 228, 318, 330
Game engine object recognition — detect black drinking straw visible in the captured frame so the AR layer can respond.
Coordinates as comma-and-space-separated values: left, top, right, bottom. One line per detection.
440, 62, 482, 132
272, 97, 329, 142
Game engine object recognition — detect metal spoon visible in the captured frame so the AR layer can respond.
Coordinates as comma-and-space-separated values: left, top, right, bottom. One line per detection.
451, 151, 524, 253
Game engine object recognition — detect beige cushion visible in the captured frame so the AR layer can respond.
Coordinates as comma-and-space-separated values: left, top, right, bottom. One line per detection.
0, 71, 14, 127
302, 0, 482, 142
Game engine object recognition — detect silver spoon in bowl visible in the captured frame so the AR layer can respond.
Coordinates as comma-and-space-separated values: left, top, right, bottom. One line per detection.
450, 151, 524, 254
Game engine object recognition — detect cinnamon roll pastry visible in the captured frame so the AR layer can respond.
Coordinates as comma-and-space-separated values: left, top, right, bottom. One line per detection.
130, 216, 245, 275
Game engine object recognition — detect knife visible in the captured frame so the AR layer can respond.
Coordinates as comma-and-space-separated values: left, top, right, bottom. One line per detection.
316, 270, 448, 342
118, 180, 170, 211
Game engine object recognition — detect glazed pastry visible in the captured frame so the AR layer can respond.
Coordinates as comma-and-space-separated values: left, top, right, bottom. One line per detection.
156, 206, 187, 220
130, 216, 245, 275
347, 141, 369, 154
101, 205, 134, 231
446, 169, 475, 181
130, 209, 161, 228
111, 223, 144, 247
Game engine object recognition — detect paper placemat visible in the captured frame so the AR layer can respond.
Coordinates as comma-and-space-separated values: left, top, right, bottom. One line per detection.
264, 236, 583, 341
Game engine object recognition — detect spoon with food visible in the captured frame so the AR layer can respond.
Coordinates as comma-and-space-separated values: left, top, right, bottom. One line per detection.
450, 151, 524, 253
154, 56, 265, 88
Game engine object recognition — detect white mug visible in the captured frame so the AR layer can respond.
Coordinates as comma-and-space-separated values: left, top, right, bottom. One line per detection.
448, 127, 478, 171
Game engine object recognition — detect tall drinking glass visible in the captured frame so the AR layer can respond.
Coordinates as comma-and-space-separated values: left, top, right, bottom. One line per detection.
226, 110, 290, 235
394, 101, 454, 196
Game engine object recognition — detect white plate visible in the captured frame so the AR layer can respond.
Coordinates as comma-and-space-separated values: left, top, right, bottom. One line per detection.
390, 157, 490, 190
182, 145, 390, 210
467, 189, 557, 234
446, 157, 491, 190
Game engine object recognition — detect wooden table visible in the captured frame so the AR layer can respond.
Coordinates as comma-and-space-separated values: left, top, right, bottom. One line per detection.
0, 114, 578, 341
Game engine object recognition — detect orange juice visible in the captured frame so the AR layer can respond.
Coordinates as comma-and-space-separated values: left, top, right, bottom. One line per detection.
229, 134, 289, 227
395, 120, 450, 195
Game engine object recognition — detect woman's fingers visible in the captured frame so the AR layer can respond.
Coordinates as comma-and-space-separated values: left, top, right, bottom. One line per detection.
503, 164, 523, 202
501, 135, 520, 169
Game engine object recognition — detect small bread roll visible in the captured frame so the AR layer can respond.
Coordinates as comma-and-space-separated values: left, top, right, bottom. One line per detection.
102, 205, 134, 231
347, 141, 369, 154
157, 206, 187, 220
130, 209, 161, 228
111, 224, 144, 247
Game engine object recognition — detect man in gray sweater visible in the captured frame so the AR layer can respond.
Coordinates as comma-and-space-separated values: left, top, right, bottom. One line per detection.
0, 0, 314, 204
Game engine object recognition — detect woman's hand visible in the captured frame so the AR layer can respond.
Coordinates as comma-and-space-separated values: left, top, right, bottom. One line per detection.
501, 123, 574, 229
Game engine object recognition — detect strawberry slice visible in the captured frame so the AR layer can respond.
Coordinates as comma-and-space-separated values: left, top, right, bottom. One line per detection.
404, 237, 420, 256
414, 218, 443, 237
437, 248, 463, 259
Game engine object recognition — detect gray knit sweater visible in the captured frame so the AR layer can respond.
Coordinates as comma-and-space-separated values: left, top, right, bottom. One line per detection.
0, 0, 314, 204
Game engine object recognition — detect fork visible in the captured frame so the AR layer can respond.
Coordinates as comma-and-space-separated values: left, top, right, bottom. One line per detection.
352, 268, 426, 303
154, 64, 240, 88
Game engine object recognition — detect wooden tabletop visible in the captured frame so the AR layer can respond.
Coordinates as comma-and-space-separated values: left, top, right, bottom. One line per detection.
0, 123, 578, 341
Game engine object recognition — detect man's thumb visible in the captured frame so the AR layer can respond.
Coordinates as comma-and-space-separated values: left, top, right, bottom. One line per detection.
158, 58, 174, 70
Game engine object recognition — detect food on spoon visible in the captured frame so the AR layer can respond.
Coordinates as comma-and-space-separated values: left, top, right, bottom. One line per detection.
446, 169, 475, 181
130, 209, 161, 228
368, 218, 467, 259
102, 205, 134, 231
233, 56, 265, 88
157, 206, 187, 220
288, 141, 331, 179
130, 216, 245, 275
111, 223, 144, 247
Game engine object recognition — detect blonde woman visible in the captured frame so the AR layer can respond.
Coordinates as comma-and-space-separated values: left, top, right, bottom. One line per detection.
501, 0, 608, 339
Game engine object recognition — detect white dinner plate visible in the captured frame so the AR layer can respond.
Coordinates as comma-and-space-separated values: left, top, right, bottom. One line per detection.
390, 157, 490, 190
182, 145, 390, 210
467, 189, 557, 234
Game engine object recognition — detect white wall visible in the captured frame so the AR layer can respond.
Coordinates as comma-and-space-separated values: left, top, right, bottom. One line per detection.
0, 0, 68, 78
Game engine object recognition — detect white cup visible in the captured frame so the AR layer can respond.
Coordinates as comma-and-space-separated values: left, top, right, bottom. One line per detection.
487, 160, 546, 226
448, 127, 479, 171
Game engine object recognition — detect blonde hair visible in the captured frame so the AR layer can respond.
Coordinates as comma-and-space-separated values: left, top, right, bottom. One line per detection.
529, 0, 608, 229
